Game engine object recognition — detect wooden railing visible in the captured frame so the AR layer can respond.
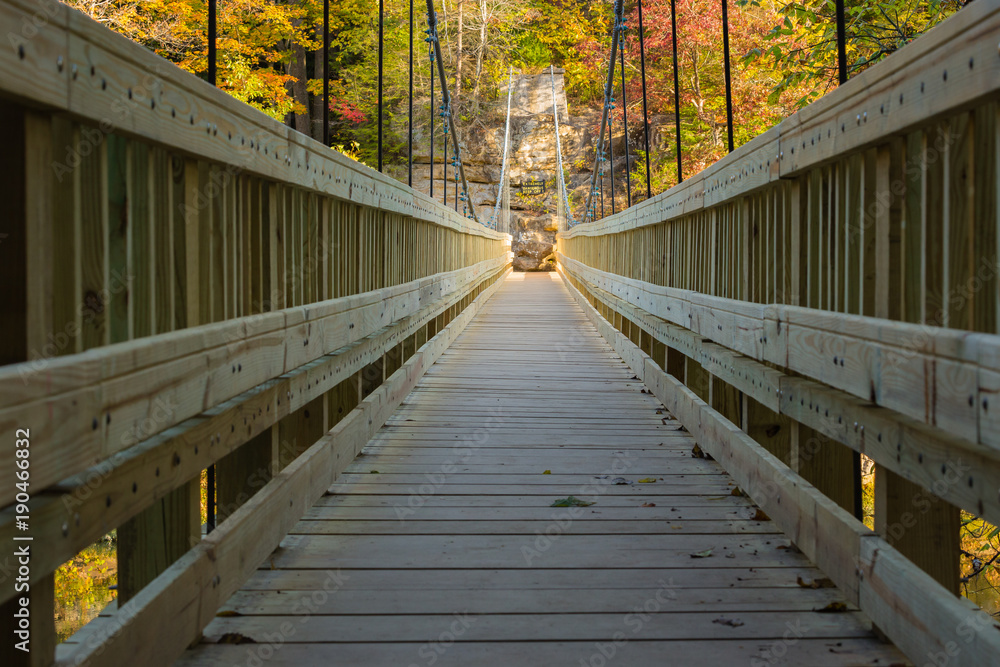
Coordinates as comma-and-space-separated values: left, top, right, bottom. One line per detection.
0, 0, 511, 664
559, 1, 1000, 664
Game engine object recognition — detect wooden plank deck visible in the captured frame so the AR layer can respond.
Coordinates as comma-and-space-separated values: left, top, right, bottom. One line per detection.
177, 272, 905, 666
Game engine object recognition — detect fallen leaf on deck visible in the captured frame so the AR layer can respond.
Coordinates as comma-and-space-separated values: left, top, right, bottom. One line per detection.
690, 549, 714, 558
677, 425, 688, 432
611, 477, 633, 485
551, 496, 595, 507
638, 477, 657, 483
216, 610, 242, 617
217, 633, 256, 644
712, 617, 745, 627
369, 470, 379, 474
542, 470, 551, 474
726, 553, 736, 558
797, 576, 836, 589
731, 487, 745, 497
751, 509, 770, 521
641, 502, 656, 507
814, 602, 849, 613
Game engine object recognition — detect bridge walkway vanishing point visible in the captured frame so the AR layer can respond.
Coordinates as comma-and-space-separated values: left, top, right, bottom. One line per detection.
178, 273, 906, 666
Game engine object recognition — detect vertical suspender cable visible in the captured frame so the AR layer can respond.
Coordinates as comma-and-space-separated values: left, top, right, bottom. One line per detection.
323, 0, 330, 146
608, 107, 616, 215
637, 0, 652, 200
206, 0, 217, 533
378, 0, 384, 172
835, 0, 861, 521
721, 0, 734, 153
581, 0, 623, 224
670, 0, 682, 183
618, 22, 631, 208
550, 65, 575, 227
600, 168, 604, 218
430, 43, 434, 198
443, 111, 448, 205
426, 0, 481, 224
408, 0, 414, 184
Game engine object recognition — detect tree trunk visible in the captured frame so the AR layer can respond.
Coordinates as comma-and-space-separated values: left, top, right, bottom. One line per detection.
289, 37, 310, 136
456, 0, 463, 101
312, 29, 325, 143
472, 19, 485, 113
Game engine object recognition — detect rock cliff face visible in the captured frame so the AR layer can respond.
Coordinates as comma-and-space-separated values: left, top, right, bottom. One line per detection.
406, 69, 599, 271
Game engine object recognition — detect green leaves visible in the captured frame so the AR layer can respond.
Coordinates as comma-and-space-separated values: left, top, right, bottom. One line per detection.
550, 496, 594, 507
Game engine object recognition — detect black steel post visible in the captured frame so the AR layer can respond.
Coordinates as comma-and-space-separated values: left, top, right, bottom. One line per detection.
378, 0, 384, 172
670, 0, 682, 182
721, 0, 734, 153
208, 0, 217, 85
836, 0, 848, 85
323, 0, 330, 146
206, 0, 217, 533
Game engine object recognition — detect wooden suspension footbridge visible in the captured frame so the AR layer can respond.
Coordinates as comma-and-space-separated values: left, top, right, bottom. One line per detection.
2, 0, 1000, 665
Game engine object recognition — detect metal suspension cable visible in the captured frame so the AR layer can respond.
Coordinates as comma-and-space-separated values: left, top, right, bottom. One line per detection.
487, 67, 515, 230
429, 41, 435, 199
426, 0, 480, 223
637, 0, 652, 200
378, 0, 384, 171
408, 0, 413, 185
581, 0, 625, 226
549, 65, 577, 228
618, 16, 631, 208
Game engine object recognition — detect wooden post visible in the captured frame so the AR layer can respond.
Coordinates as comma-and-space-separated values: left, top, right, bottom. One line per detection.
216, 430, 273, 523
0, 109, 57, 667
118, 156, 202, 604
794, 425, 854, 513
874, 468, 960, 594
685, 355, 710, 403
742, 394, 791, 466
361, 357, 385, 398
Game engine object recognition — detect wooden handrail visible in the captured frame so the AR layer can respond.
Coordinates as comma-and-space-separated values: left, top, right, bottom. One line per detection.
558, 1, 1000, 665
0, 0, 513, 663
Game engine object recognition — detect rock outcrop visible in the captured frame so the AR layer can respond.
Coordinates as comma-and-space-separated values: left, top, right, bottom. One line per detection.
403, 68, 600, 271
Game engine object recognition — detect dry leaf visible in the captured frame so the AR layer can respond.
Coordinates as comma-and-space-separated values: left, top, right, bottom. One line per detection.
638, 477, 657, 483
712, 617, 745, 627
751, 509, 770, 521
217, 633, 256, 644
641, 502, 657, 507
542, 470, 552, 474
690, 549, 714, 558
814, 602, 849, 613
797, 576, 836, 589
